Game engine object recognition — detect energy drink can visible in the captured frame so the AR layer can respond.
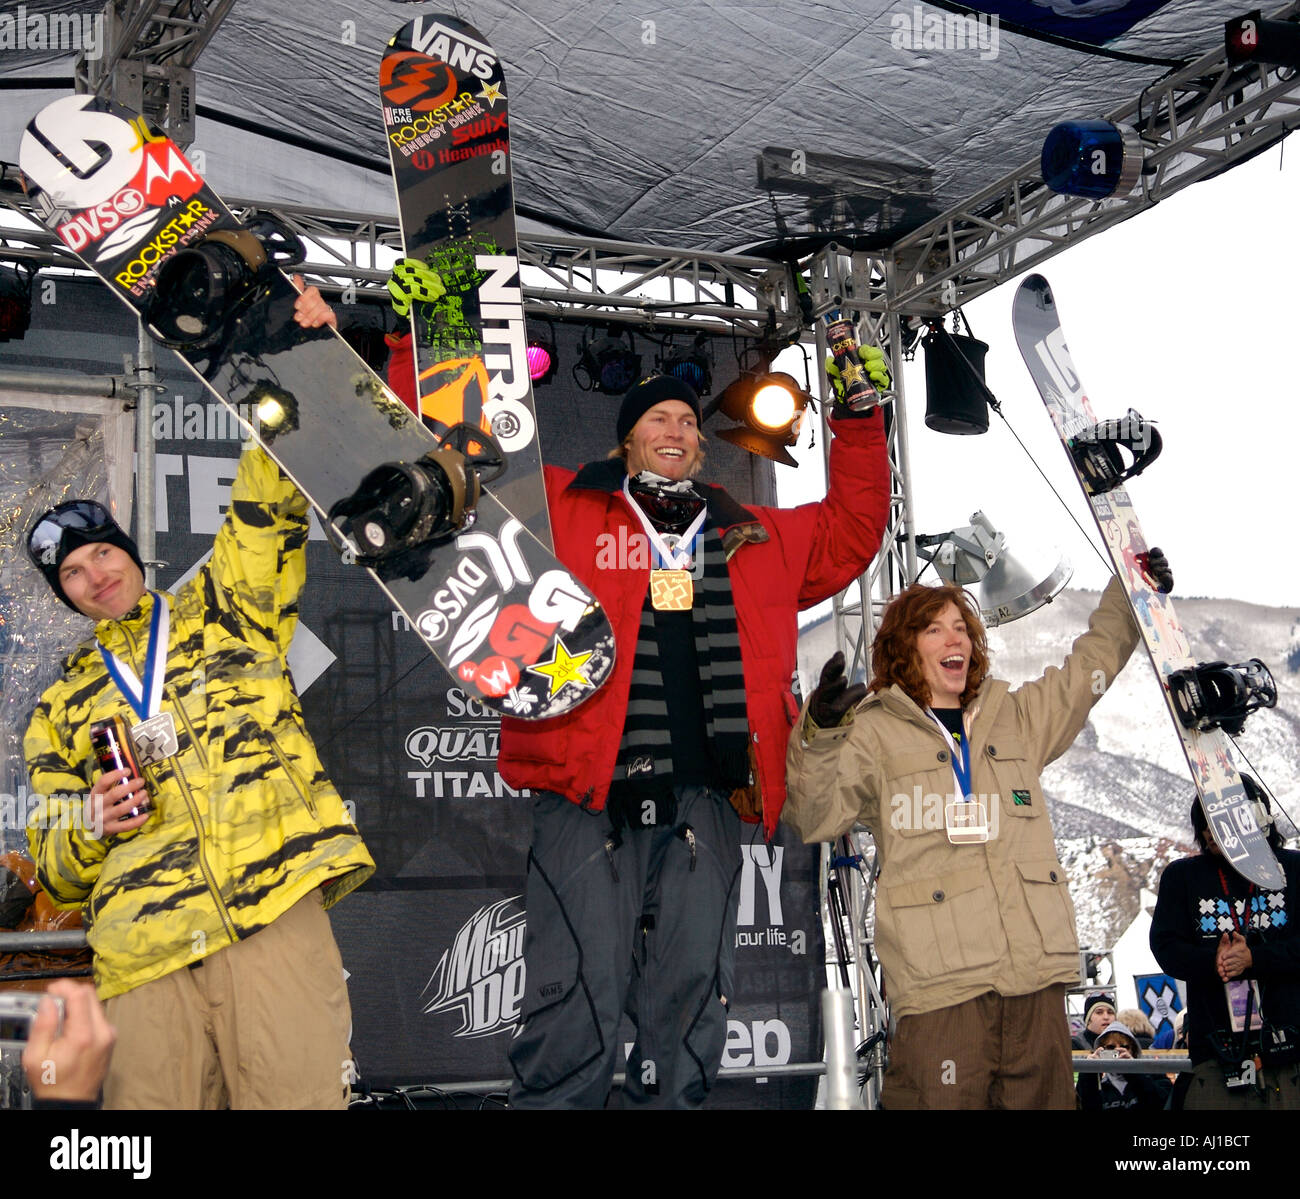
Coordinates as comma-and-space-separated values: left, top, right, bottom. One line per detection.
826, 316, 879, 413
89, 714, 151, 817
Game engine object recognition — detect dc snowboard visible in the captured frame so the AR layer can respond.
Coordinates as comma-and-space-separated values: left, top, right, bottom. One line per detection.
380, 13, 550, 549
17, 94, 614, 720
1013, 274, 1281, 888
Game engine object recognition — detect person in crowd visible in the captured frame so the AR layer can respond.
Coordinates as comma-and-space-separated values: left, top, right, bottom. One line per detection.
1150, 782, 1300, 1110
1076, 1019, 1172, 1111
1118, 1006, 1155, 1048
1073, 992, 1118, 1049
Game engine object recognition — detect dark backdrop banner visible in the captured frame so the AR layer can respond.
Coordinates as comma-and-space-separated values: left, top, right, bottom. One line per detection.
4, 285, 827, 1107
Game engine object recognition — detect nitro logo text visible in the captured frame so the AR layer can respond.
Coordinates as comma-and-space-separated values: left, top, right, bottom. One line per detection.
476, 254, 530, 406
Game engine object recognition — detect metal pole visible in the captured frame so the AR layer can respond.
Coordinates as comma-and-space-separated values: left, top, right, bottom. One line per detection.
822, 987, 862, 1109
0, 369, 124, 397
130, 317, 165, 586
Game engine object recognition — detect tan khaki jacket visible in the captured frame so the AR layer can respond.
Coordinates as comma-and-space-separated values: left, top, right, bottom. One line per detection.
784, 578, 1138, 1018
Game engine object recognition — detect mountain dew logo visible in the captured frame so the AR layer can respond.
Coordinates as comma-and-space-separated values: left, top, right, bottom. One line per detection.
422, 896, 527, 1038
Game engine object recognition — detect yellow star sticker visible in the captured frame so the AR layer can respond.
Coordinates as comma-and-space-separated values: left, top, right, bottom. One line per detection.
527, 637, 594, 697
477, 80, 504, 107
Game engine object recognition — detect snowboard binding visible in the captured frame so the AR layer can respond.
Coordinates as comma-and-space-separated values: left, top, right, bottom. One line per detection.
327, 422, 506, 571
1167, 658, 1278, 736
1068, 409, 1162, 495
143, 215, 306, 351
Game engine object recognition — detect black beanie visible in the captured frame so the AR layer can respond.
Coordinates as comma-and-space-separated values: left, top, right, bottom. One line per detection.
1082, 992, 1116, 1024
616, 374, 702, 444
29, 505, 144, 612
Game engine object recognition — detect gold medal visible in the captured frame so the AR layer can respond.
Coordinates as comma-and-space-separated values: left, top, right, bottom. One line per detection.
650, 569, 693, 610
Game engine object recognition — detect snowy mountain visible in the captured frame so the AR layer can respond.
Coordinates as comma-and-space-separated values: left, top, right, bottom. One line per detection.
796, 588, 1300, 950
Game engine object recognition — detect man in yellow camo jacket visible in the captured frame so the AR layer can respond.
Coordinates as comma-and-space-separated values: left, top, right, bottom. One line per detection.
23, 289, 373, 1109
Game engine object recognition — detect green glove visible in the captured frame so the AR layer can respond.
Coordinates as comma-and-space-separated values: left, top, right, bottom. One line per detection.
826, 344, 891, 398
387, 257, 446, 319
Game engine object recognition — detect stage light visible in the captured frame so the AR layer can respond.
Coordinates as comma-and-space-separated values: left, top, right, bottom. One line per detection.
1226, 10, 1300, 67
915, 511, 1072, 626
922, 324, 991, 435
1041, 120, 1143, 200
574, 327, 641, 394
526, 336, 557, 385
662, 334, 712, 394
0, 263, 35, 342
713, 371, 810, 467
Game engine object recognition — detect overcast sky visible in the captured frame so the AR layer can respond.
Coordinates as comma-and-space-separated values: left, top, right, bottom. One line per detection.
778, 138, 1299, 611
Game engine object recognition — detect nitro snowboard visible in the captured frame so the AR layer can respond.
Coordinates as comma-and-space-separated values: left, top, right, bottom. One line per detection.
380, 13, 550, 548
17, 94, 613, 719
1014, 274, 1282, 888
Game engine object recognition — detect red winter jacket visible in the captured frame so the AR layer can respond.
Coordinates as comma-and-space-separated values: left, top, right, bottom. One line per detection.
497, 413, 889, 837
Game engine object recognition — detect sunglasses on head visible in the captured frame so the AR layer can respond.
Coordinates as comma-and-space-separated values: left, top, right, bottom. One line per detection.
27, 500, 116, 567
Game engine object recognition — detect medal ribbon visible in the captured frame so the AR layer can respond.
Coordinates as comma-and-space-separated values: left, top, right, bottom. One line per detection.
98, 592, 169, 722
927, 709, 972, 800
622, 479, 707, 568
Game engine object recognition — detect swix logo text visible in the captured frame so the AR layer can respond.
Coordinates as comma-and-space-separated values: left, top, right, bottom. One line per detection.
408, 19, 498, 79
423, 897, 526, 1038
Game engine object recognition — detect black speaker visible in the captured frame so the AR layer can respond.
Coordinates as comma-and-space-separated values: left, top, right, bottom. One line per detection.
923, 328, 989, 435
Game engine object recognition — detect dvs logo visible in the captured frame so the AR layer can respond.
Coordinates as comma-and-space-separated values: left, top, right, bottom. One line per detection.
423, 896, 526, 1037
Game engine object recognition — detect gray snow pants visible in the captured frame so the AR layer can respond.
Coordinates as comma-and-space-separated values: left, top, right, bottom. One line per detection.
507, 785, 742, 1108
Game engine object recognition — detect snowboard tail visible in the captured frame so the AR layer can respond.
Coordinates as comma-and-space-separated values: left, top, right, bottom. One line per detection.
1013, 273, 1282, 889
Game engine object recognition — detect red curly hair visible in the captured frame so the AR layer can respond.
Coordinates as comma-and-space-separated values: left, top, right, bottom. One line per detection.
869, 583, 991, 709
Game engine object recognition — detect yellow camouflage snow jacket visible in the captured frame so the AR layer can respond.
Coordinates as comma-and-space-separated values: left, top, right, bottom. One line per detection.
25, 445, 374, 1000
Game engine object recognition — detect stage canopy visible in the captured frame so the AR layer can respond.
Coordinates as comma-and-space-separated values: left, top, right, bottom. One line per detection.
0, 0, 1280, 257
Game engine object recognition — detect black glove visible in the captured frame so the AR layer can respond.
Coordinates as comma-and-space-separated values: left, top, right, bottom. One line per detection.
808, 651, 867, 728
1142, 547, 1173, 594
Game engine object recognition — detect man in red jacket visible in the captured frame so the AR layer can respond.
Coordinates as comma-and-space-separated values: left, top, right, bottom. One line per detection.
493, 371, 890, 1107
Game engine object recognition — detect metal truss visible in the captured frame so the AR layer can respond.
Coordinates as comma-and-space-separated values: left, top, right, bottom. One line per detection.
886, 1, 1300, 317
76, 0, 238, 146
806, 246, 916, 681
0, 191, 804, 336
822, 830, 888, 1107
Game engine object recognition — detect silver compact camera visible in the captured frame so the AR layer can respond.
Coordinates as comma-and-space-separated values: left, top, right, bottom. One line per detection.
0, 992, 64, 1050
